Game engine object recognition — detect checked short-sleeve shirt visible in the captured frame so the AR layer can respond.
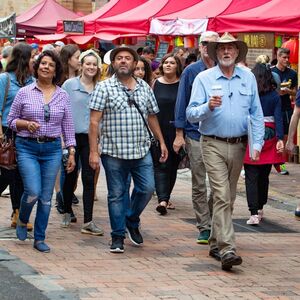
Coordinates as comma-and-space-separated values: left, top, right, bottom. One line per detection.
90, 74, 159, 160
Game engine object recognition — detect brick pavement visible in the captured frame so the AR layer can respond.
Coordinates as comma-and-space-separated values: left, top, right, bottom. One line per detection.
0, 162, 300, 299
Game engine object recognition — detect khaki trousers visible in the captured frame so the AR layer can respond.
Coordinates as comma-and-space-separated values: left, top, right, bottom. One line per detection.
185, 136, 213, 232
201, 136, 246, 256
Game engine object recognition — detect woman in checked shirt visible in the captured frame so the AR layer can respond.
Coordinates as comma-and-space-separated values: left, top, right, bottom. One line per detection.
7, 50, 76, 253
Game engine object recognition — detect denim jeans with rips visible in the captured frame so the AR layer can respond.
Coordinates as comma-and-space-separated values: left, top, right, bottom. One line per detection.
15, 137, 62, 241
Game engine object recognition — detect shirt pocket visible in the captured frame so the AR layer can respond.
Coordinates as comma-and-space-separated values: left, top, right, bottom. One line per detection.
108, 95, 128, 111
238, 88, 253, 108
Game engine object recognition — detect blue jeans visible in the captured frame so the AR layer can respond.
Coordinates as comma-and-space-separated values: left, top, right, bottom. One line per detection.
15, 137, 62, 241
101, 152, 155, 238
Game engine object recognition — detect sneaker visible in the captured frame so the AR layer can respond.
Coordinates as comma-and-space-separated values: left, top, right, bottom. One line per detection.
126, 225, 143, 246
61, 213, 71, 228
196, 229, 210, 244
56, 192, 64, 214
258, 209, 264, 221
70, 210, 77, 223
72, 194, 79, 205
110, 236, 124, 253
246, 215, 260, 225
81, 221, 104, 236
280, 164, 289, 175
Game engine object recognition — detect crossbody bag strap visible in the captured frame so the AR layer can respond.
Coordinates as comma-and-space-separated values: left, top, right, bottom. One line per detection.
131, 99, 155, 141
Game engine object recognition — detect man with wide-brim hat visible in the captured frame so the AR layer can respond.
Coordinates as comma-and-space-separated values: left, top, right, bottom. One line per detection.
186, 32, 264, 271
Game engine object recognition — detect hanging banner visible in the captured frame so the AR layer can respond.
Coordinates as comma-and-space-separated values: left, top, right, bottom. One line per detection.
150, 18, 208, 36
0, 13, 16, 38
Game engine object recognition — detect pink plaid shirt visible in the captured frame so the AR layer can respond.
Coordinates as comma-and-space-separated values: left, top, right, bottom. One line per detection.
7, 82, 76, 148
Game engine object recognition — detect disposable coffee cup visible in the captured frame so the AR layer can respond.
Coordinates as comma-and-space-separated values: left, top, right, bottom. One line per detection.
211, 85, 223, 97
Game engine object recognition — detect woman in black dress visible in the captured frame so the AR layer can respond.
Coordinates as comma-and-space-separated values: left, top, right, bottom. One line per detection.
153, 53, 183, 215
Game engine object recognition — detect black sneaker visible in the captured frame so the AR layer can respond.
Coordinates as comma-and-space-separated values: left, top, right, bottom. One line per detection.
110, 236, 124, 253
72, 194, 79, 205
126, 225, 143, 246
56, 192, 64, 214
70, 210, 77, 223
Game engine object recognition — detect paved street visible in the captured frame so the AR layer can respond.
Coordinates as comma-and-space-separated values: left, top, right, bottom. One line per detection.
0, 162, 300, 299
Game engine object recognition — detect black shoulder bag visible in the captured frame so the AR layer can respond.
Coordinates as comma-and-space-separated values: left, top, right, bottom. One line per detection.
129, 98, 161, 166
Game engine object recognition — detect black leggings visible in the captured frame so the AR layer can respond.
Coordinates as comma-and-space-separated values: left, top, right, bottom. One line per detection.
244, 163, 272, 215
154, 150, 180, 203
62, 134, 95, 223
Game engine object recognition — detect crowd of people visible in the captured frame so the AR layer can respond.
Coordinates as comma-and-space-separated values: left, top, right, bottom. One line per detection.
0, 32, 299, 271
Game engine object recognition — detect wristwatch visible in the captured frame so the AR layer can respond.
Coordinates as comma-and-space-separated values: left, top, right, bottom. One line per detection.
68, 147, 76, 155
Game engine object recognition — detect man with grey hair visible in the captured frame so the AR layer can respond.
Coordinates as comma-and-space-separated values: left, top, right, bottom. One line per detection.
173, 31, 219, 245
187, 32, 264, 270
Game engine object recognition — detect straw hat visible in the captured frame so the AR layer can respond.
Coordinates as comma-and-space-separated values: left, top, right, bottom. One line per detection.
207, 32, 248, 63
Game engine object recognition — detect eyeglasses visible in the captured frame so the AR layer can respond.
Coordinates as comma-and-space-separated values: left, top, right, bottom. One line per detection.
201, 41, 209, 46
44, 104, 50, 122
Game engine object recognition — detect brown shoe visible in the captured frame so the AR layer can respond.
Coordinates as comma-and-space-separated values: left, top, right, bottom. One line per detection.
221, 252, 242, 271
11, 209, 33, 231
11, 209, 18, 228
209, 248, 221, 261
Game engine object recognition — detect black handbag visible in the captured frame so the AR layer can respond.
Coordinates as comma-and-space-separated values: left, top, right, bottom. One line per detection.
0, 73, 17, 170
130, 99, 161, 166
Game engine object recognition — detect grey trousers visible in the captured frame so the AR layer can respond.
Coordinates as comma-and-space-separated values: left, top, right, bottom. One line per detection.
201, 136, 246, 256
185, 136, 213, 233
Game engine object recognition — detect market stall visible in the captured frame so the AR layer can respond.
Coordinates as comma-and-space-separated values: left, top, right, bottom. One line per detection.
16, 0, 78, 37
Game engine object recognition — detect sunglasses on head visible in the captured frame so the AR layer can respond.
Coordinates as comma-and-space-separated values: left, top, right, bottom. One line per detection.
44, 104, 50, 122
201, 41, 209, 46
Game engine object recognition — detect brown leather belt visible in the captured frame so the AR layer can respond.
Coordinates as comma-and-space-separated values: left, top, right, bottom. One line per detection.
204, 135, 247, 144
21, 136, 59, 143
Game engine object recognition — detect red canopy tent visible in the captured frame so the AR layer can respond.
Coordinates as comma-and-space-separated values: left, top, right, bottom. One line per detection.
213, 0, 300, 34
95, 0, 203, 40
16, 0, 78, 36
150, 0, 272, 35
56, 0, 147, 35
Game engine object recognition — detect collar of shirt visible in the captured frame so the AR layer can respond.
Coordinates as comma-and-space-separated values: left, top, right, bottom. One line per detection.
215, 64, 242, 80
8, 72, 34, 87
110, 74, 142, 91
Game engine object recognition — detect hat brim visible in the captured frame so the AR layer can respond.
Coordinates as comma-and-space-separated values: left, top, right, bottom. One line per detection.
207, 41, 248, 64
110, 47, 138, 62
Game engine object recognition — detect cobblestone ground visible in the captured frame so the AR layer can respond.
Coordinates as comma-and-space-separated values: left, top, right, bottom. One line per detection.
0, 163, 300, 299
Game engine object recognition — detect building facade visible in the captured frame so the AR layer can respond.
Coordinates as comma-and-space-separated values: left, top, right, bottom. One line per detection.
0, 0, 108, 17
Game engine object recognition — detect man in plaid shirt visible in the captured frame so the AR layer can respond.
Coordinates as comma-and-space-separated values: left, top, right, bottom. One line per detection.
89, 46, 168, 253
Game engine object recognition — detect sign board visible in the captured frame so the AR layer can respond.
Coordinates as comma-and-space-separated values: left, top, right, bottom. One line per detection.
156, 41, 169, 62
0, 13, 16, 38
63, 20, 84, 34
237, 32, 274, 49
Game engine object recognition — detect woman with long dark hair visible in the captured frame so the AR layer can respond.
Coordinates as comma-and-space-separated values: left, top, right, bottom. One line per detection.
0, 43, 35, 229
7, 50, 76, 252
244, 62, 284, 225
59, 44, 81, 85
153, 53, 183, 215
134, 56, 152, 85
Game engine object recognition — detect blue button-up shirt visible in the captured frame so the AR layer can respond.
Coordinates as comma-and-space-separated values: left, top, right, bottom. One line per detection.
62, 76, 91, 134
0, 72, 34, 127
186, 65, 264, 151
174, 60, 207, 141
